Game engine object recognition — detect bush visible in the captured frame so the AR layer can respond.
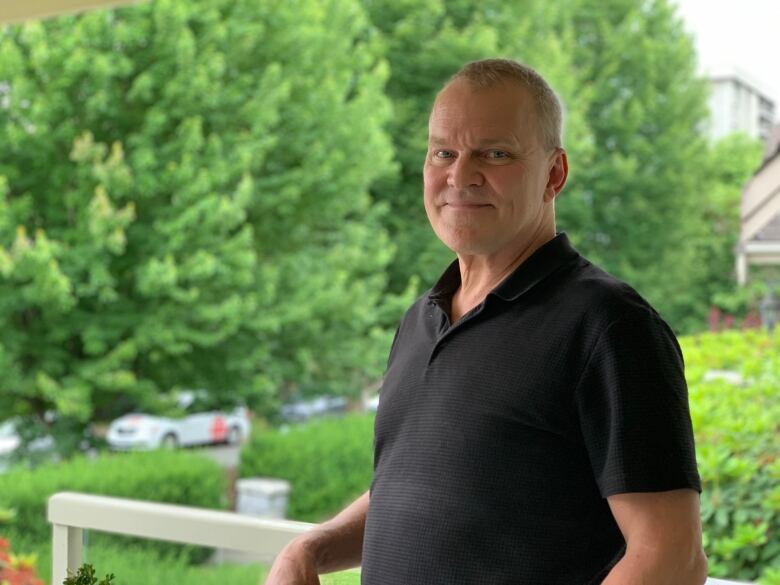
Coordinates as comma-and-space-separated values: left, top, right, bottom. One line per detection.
239, 414, 373, 522
63, 564, 115, 585
680, 329, 780, 584
0, 450, 226, 562
0, 536, 44, 585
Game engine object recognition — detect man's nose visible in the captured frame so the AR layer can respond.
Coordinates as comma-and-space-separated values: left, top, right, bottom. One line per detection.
447, 157, 484, 189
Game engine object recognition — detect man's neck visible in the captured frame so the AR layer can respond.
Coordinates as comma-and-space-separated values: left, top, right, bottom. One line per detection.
450, 228, 555, 322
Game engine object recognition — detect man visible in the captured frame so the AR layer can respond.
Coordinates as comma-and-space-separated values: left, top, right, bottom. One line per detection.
265, 58, 707, 584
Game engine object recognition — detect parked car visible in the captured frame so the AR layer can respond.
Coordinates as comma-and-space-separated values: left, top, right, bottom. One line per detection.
364, 394, 380, 413
106, 391, 251, 450
0, 418, 57, 473
279, 395, 348, 423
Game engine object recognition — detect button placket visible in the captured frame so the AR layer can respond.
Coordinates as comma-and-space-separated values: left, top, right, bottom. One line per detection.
426, 302, 487, 366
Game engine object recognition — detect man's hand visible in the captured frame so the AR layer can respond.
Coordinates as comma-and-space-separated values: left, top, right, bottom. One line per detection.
263, 538, 321, 585
262, 489, 370, 585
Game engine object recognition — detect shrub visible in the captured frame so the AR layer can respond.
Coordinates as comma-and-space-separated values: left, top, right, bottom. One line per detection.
239, 414, 374, 522
0, 450, 225, 562
63, 564, 114, 585
680, 329, 780, 583
0, 537, 44, 585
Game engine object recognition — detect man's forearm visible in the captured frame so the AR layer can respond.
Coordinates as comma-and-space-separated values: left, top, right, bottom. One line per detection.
296, 489, 370, 574
601, 543, 708, 585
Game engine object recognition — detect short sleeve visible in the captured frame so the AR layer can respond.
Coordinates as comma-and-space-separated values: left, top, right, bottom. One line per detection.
573, 312, 702, 497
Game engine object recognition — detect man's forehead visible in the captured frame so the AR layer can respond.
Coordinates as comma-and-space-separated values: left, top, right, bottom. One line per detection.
428, 99, 536, 147
430, 81, 535, 129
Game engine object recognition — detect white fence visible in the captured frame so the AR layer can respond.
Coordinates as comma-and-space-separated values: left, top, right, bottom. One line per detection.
47, 492, 313, 584
48, 492, 752, 585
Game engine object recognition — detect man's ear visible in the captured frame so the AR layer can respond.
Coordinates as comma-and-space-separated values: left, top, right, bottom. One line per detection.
544, 148, 569, 202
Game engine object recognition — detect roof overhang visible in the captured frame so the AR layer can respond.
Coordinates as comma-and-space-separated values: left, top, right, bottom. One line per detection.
0, 1, 142, 25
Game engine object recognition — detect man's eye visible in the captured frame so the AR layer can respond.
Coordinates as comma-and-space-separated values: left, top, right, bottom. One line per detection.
433, 150, 454, 159
485, 150, 510, 159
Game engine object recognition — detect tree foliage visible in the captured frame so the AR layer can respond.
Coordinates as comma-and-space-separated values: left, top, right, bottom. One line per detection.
0, 0, 402, 448
556, 0, 729, 332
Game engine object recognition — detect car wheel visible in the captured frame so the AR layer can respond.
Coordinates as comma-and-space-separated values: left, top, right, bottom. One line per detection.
160, 433, 178, 450
227, 426, 242, 445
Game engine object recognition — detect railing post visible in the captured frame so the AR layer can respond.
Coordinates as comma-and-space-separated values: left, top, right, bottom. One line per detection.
51, 523, 83, 585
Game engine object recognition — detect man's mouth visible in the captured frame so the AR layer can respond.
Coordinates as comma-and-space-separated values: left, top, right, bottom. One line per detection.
445, 202, 492, 209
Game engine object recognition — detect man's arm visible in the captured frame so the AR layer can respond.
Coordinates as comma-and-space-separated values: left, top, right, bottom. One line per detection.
264, 489, 369, 584
602, 488, 708, 585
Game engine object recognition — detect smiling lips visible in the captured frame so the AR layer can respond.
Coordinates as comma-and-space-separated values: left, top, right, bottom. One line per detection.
445, 202, 492, 209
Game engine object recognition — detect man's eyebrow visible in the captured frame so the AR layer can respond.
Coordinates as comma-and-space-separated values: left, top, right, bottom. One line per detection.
427, 136, 517, 148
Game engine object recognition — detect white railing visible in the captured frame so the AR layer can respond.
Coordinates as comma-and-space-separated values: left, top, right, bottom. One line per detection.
48, 492, 753, 585
47, 492, 313, 584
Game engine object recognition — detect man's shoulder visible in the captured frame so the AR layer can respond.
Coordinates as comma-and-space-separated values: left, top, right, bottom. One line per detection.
390, 289, 436, 332
562, 257, 667, 329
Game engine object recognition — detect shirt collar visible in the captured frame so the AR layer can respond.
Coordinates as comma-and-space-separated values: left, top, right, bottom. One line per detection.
428, 232, 580, 304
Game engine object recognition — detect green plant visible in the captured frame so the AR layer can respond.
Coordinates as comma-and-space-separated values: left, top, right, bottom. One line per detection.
0, 450, 225, 562
680, 329, 780, 582
0, 537, 44, 585
0, 507, 16, 526
0, 0, 399, 453
240, 414, 374, 522
63, 564, 114, 585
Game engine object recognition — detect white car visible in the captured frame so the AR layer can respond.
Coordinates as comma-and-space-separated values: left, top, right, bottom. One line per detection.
106, 392, 251, 450
0, 420, 20, 472
0, 419, 57, 472
364, 394, 380, 413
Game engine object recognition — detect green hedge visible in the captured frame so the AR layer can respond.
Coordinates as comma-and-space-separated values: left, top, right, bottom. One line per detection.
239, 414, 373, 523
680, 329, 780, 584
0, 450, 226, 562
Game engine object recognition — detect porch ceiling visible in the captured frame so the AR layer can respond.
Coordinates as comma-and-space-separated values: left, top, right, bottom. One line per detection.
0, 0, 142, 25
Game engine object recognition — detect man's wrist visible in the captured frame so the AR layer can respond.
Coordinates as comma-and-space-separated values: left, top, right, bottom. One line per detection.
290, 532, 325, 570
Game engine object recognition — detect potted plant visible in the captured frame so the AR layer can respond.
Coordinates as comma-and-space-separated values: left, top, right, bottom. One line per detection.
63, 564, 115, 585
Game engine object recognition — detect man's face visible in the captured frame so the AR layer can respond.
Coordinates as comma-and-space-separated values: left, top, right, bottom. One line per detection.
423, 79, 563, 257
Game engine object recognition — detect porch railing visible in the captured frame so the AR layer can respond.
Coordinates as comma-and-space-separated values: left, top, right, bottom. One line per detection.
47, 492, 313, 584
48, 492, 752, 585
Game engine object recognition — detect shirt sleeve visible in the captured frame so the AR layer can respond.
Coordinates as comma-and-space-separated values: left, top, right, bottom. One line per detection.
573, 311, 702, 498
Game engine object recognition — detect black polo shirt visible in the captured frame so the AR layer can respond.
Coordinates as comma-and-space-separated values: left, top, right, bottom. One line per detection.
361, 232, 701, 585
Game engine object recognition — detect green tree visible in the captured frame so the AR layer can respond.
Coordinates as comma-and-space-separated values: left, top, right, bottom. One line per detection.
700, 133, 764, 317
0, 0, 400, 451
548, 0, 714, 332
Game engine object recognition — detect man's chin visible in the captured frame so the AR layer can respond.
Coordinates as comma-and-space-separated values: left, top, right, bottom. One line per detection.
442, 238, 497, 258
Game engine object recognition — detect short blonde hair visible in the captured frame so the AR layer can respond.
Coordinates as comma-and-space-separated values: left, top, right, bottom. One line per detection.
447, 58, 563, 150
